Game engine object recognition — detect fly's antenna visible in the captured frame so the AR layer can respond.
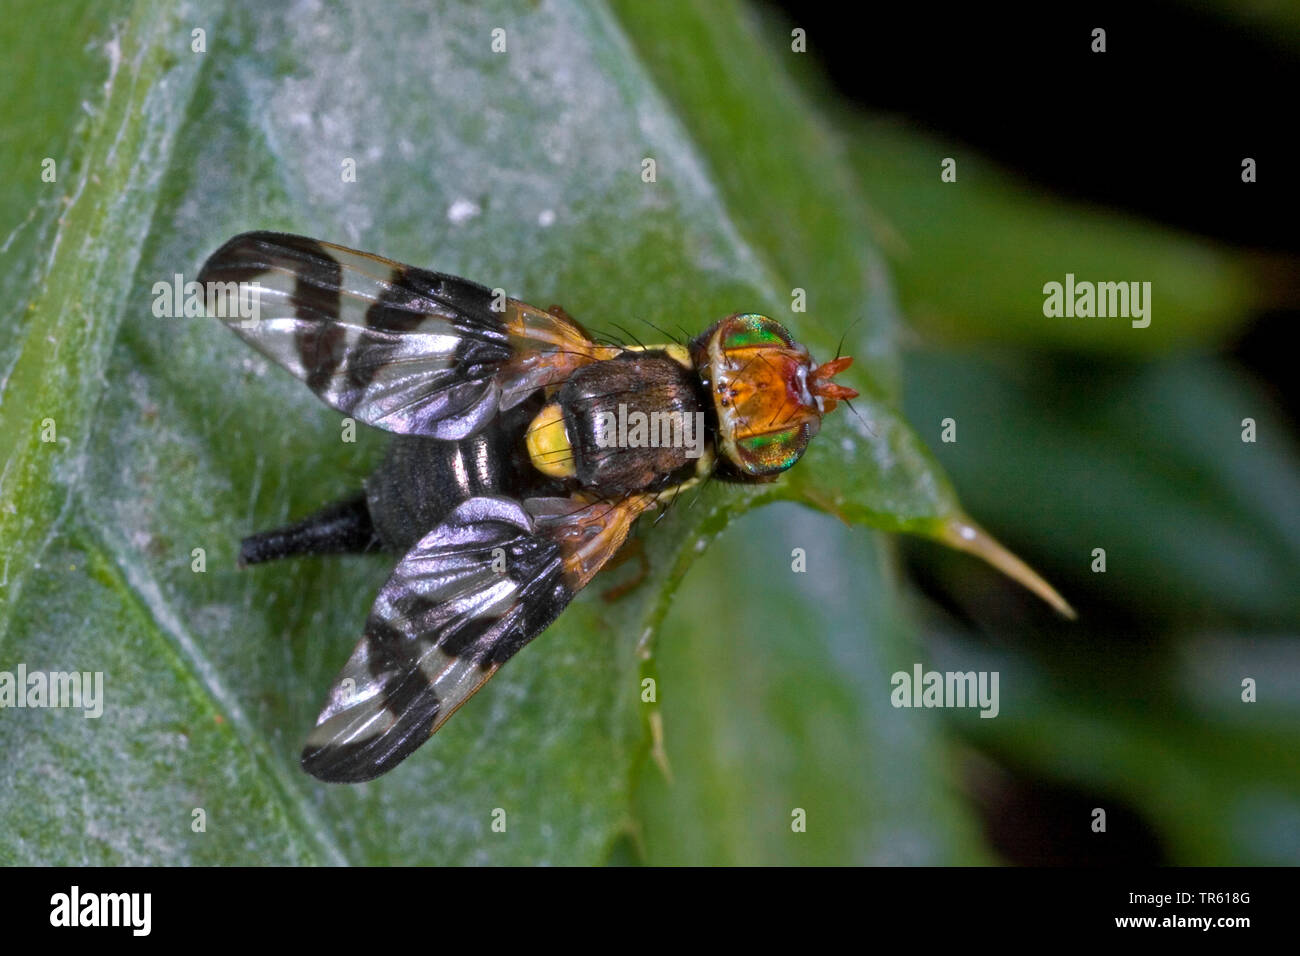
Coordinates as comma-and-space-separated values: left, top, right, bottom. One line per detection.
841, 398, 875, 438
834, 317, 863, 362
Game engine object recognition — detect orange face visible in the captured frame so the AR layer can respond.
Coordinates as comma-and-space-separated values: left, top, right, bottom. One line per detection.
692, 314, 858, 478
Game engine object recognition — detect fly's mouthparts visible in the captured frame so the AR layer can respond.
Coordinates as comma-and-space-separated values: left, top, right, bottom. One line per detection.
810, 356, 858, 406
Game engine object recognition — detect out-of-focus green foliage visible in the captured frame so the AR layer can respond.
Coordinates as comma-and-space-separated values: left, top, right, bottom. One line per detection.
904, 354, 1300, 627
848, 117, 1261, 354
902, 354, 1300, 863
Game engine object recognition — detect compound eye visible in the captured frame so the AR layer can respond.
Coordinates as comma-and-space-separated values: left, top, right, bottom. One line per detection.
718, 314, 794, 352
734, 424, 811, 476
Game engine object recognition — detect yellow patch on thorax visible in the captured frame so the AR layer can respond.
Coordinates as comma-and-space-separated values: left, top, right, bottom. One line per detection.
525, 401, 576, 478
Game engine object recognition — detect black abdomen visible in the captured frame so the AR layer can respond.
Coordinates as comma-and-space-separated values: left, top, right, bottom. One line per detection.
365, 393, 564, 551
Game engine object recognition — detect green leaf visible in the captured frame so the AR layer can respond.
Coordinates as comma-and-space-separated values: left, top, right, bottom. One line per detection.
1, 0, 1009, 864
632, 505, 991, 864
0, 0, 212, 636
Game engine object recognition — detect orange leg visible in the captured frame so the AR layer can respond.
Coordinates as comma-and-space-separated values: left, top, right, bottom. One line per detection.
601, 537, 650, 602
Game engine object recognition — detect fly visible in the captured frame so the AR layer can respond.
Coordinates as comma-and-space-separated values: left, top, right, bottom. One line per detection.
199, 231, 860, 782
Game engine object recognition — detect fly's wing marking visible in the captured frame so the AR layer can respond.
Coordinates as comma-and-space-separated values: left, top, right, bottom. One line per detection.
527, 493, 656, 590
198, 232, 610, 439
496, 299, 621, 412
301, 493, 654, 783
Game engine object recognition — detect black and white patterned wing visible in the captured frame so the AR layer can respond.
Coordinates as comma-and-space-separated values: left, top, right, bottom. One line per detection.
198, 232, 603, 439
300, 493, 650, 783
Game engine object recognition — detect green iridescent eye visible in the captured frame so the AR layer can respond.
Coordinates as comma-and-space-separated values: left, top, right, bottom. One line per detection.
720, 314, 792, 351
739, 428, 793, 450
737, 425, 806, 473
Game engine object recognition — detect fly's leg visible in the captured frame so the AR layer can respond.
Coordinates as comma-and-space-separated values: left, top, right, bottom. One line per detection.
600, 537, 649, 602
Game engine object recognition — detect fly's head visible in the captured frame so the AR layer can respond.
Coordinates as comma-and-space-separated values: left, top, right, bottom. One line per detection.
692, 313, 858, 480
